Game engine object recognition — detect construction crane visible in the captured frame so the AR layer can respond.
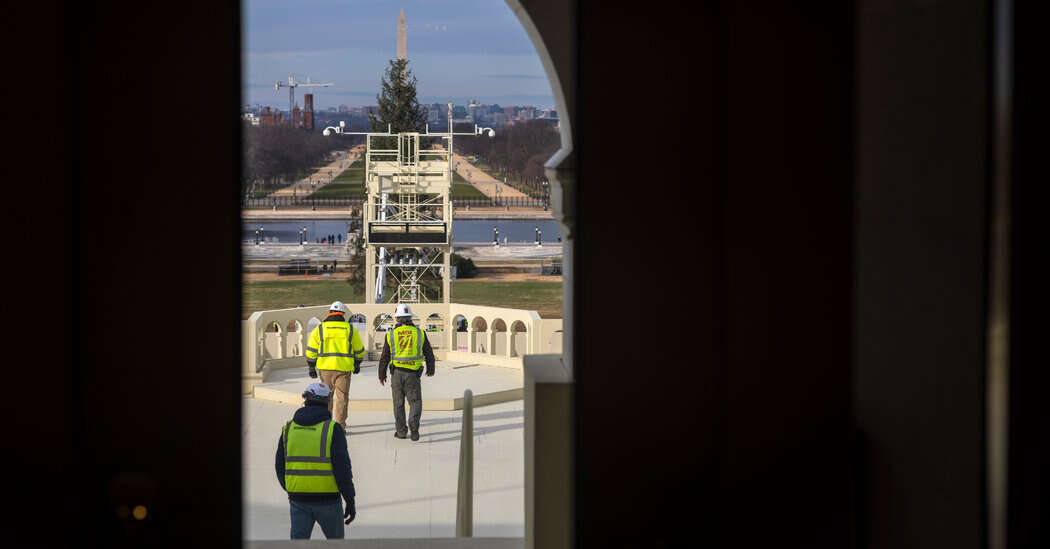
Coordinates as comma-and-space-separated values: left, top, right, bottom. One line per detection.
274, 74, 333, 117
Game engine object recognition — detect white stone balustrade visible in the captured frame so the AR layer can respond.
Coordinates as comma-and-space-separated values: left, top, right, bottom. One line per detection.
243, 303, 563, 393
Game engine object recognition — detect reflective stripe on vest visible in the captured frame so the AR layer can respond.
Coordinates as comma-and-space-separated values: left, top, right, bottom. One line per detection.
388, 325, 424, 370
282, 419, 338, 495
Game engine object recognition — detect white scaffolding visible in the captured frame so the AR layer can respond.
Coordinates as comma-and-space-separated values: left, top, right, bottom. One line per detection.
325, 105, 494, 304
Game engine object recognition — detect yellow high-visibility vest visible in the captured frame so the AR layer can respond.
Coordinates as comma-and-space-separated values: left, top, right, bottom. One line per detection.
282, 419, 338, 495
306, 319, 365, 372
388, 325, 424, 371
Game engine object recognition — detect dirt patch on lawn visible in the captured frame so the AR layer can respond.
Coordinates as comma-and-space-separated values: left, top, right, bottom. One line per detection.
242, 272, 348, 282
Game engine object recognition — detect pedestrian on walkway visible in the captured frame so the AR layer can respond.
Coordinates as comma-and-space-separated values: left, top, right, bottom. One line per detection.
377, 304, 435, 441
305, 301, 365, 432
275, 382, 356, 539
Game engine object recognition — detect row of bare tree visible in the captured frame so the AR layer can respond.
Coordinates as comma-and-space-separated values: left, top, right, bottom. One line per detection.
241, 124, 351, 194
454, 119, 560, 193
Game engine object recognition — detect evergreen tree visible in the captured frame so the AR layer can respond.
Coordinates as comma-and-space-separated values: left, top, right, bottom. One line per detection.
369, 59, 427, 134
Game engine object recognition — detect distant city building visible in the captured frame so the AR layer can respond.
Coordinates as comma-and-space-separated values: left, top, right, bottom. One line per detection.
259, 106, 280, 126
242, 112, 260, 126
338, 104, 350, 113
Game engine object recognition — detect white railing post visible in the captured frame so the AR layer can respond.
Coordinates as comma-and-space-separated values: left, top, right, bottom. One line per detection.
456, 389, 474, 537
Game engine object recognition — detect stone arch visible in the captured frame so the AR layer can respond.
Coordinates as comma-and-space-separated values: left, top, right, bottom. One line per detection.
451, 314, 468, 351
510, 320, 528, 357
262, 320, 282, 359
372, 313, 395, 352
426, 313, 445, 350
286, 320, 304, 356
491, 318, 508, 356
471, 316, 488, 354
374, 313, 394, 332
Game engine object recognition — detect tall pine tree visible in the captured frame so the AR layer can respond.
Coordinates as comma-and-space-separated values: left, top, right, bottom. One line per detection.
369, 59, 427, 134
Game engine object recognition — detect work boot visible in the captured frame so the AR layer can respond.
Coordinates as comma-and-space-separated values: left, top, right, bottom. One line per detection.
410, 431, 420, 442
394, 432, 407, 439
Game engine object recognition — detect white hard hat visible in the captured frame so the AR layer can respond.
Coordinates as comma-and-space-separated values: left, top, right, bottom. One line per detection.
302, 382, 331, 404
394, 303, 413, 317
329, 301, 348, 314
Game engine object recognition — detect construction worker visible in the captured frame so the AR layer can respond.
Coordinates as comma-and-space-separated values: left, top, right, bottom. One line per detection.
378, 304, 436, 441
275, 383, 356, 539
305, 301, 365, 433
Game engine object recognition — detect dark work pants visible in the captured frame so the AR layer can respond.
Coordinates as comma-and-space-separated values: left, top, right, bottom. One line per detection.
391, 369, 422, 435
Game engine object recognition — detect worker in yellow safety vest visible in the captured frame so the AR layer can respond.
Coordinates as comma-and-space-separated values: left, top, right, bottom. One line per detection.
378, 303, 436, 441
275, 382, 356, 539
305, 301, 365, 433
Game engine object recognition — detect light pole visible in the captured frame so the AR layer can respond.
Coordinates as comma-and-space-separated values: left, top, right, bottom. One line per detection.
255, 229, 260, 246
493, 226, 499, 247
260, 226, 265, 244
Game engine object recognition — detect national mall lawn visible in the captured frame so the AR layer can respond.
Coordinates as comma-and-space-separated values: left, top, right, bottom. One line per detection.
242, 277, 562, 319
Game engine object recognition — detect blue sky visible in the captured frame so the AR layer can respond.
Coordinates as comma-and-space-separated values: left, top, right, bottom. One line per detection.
243, 0, 555, 110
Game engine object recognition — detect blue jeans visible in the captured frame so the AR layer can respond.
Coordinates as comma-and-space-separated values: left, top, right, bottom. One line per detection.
289, 499, 345, 539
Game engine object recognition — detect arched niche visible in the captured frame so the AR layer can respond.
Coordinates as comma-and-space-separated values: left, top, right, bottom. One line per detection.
451, 314, 468, 351
510, 320, 528, 357
426, 313, 445, 350
491, 318, 508, 356
471, 316, 488, 353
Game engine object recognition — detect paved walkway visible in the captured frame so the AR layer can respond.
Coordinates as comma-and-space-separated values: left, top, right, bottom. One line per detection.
244, 395, 524, 540
268, 145, 365, 199
450, 154, 529, 201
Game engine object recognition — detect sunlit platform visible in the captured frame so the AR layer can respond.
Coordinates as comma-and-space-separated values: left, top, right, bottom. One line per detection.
251, 360, 523, 411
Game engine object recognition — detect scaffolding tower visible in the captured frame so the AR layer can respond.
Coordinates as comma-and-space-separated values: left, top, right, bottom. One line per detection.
330, 104, 493, 304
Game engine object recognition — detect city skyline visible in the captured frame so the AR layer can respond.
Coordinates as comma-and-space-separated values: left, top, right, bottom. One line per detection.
244, 0, 555, 111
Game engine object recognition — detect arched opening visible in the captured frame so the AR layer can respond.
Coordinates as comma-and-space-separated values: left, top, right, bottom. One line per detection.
373, 313, 394, 332
471, 316, 488, 354
373, 313, 395, 351
285, 320, 304, 356
491, 318, 508, 356
239, 1, 574, 542
510, 320, 528, 357
426, 313, 444, 350
262, 320, 283, 359
452, 314, 468, 351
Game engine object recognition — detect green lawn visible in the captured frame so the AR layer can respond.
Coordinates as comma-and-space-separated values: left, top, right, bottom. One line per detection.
333, 158, 365, 183
243, 278, 562, 319
453, 183, 488, 199
449, 280, 562, 318
306, 183, 365, 198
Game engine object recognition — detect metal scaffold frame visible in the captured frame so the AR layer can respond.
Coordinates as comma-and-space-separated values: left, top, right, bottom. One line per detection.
324, 103, 494, 304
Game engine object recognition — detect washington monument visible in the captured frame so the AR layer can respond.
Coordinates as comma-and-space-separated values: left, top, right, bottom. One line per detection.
397, 8, 407, 60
